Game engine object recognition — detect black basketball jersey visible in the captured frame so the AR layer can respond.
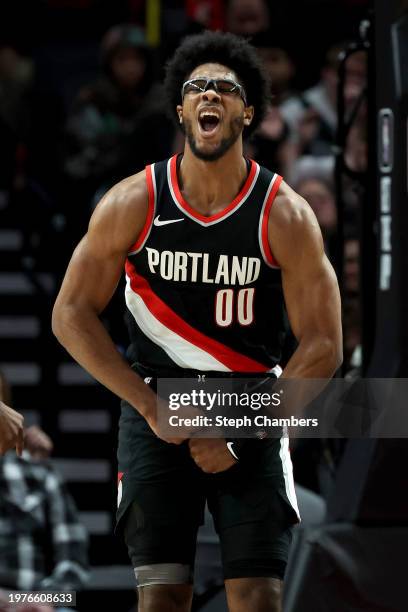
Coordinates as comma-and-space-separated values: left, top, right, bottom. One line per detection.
124, 154, 286, 373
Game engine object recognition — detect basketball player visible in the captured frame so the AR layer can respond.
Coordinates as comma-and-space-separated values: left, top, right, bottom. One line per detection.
0, 401, 24, 456
52, 31, 342, 612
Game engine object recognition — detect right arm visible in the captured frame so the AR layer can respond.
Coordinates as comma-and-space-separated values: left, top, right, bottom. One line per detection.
52, 171, 181, 443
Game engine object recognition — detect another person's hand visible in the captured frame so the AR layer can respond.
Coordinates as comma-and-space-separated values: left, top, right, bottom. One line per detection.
189, 438, 237, 473
0, 401, 24, 456
24, 426, 53, 460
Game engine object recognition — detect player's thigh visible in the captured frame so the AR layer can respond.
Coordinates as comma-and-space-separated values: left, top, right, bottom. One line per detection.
121, 474, 205, 569
207, 439, 298, 582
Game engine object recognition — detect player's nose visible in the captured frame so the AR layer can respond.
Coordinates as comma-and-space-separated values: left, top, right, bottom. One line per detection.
201, 88, 221, 102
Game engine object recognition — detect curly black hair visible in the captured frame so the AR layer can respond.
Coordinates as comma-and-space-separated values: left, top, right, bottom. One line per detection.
164, 30, 270, 137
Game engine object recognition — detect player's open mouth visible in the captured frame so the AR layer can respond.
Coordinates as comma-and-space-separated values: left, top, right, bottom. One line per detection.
198, 111, 221, 136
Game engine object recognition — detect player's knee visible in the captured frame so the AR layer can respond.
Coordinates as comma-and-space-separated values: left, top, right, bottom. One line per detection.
227, 578, 282, 612
139, 584, 192, 611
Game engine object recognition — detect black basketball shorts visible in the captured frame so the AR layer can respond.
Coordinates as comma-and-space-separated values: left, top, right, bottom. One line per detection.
116, 401, 300, 581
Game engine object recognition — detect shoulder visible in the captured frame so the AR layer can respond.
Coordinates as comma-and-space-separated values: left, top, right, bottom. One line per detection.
268, 179, 324, 268
270, 180, 320, 230
87, 169, 150, 253
90, 170, 149, 228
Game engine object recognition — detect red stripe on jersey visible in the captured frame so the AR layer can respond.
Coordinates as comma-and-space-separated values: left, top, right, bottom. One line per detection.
170, 154, 257, 223
261, 175, 283, 267
129, 165, 155, 253
125, 260, 270, 372
118, 471, 124, 485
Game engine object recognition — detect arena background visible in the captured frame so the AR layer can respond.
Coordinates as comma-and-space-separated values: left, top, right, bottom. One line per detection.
1, 1, 407, 611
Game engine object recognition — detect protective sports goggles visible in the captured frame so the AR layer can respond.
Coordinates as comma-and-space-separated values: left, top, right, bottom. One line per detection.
181, 77, 247, 106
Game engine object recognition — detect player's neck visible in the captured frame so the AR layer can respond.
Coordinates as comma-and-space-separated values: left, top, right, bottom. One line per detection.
179, 144, 248, 215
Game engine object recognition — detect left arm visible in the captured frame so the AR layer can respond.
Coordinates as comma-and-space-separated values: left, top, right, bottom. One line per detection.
269, 186, 343, 378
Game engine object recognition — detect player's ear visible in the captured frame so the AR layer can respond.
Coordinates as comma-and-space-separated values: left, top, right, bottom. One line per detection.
243, 105, 254, 127
176, 105, 183, 124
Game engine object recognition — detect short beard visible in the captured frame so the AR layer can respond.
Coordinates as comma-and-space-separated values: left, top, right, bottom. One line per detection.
183, 116, 244, 162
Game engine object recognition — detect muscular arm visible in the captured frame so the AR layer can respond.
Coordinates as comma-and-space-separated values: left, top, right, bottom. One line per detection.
269, 182, 343, 378
52, 172, 173, 439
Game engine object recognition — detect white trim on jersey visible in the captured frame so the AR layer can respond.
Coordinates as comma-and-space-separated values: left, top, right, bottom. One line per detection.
258, 173, 281, 269
272, 364, 300, 521
167, 158, 260, 227
125, 276, 231, 371
279, 433, 301, 520
117, 480, 123, 507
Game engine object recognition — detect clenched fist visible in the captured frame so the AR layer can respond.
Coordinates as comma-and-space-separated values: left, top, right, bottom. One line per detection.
189, 438, 237, 473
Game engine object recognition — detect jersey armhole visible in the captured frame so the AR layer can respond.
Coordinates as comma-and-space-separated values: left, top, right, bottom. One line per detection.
128, 164, 157, 255
258, 174, 282, 268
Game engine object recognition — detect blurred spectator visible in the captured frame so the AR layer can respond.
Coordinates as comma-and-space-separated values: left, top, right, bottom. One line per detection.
0, 46, 32, 192
0, 45, 34, 144
245, 34, 301, 176
63, 24, 173, 226
0, 450, 89, 611
0, 377, 88, 611
225, 0, 270, 36
295, 177, 337, 258
289, 107, 367, 233
245, 103, 291, 175
255, 37, 297, 106
185, 0, 225, 31
288, 153, 334, 187
0, 43, 64, 192
281, 44, 367, 157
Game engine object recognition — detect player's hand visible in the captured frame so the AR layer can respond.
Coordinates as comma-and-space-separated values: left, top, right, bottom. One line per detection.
145, 411, 186, 445
189, 438, 237, 473
144, 399, 207, 445
144, 397, 190, 445
0, 401, 24, 456
24, 425, 54, 460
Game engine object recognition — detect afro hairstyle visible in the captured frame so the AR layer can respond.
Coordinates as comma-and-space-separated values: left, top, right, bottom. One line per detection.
164, 30, 270, 137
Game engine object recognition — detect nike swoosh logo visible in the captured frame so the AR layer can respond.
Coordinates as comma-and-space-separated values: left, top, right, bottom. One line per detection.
154, 215, 184, 227
226, 442, 239, 460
